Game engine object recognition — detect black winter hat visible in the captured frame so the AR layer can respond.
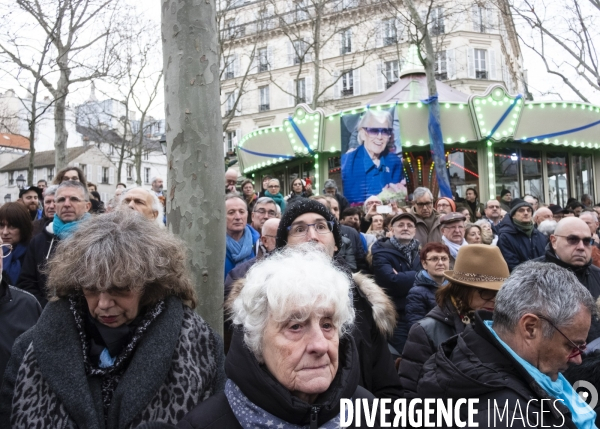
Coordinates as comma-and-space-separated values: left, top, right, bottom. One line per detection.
276, 198, 342, 250
19, 185, 43, 200
500, 189, 511, 198
509, 198, 533, 217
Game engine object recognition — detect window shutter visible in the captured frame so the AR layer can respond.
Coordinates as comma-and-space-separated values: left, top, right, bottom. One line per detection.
305, 76, 313, 104
33, 169, 37, 184
501, 56, 508, 86
288, 81, 295, 107
267, 45, 273, 70
396, 18, 404, 41
109, 167, 115, 185
333, 71, 340, 99
447, 49, 456, 79
486, 7, 497, 33
251, 50, 257, 73
471, 5, 480, 31
348, 28, 352, 53
375, 23, 383, 47
305, 38, 312, 62
467, 48, 475, 78
95, 165, 101, 184
353, 68, 360, 96
233, 54, 239, 77
377, 63, 384, 91
287, 42, 294, 66
234, 89, 241, 113
489, 49, 497, 80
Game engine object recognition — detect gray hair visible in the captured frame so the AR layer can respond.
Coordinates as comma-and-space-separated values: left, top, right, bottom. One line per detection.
119, 187, 164, 228
43, 185, 59, 198
56, 181, 90, 202
364, 195, 382, 214
324, 179, 337, 189
494, 261, 596, 338
47, 210, 196, 308
413, 187, 433, 201
151, 176, 163, 185
356, 110, 393, 145
254, 197, 277, 210
230, 243, 355, 362
580, 210, 598, 222
537, 219, 558, 237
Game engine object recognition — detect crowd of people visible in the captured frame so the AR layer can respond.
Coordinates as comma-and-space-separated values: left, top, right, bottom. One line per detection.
2, 166, 600, 428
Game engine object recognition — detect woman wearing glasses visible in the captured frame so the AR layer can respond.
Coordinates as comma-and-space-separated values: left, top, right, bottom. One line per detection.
341, 109, 403, 205
399, 244, 509, 398
0, 202, 34, 285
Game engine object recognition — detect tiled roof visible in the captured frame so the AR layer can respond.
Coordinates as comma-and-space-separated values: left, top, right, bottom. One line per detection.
0, 146, 91, 172
0, 133, 30, 150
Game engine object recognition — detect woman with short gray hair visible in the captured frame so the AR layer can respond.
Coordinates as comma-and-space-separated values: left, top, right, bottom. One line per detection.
0, 210, 225, 427
179, 244, 378, 429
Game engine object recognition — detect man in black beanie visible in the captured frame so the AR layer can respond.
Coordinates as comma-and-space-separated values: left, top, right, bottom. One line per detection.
497, 197, 547, 271
499, 188, 512, 212
273, 198, 402, 400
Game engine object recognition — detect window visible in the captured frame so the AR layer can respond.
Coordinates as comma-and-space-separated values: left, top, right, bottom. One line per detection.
294, 0, 309, 21
224, 19, 244, 38
341, 70, 354, 96
295, 78, 306, 103
341, 28, 352, 55
258, 47, 269, 72
573, 154, 594, 199
474, 49, 487, 79
472, 5, 488, 33
257, 8, 274, 31
225, 92, 235, 116
259, 86, 270, 111
109, 145, 115, 156
8, 172, 14, 186
224, 55, 235, 79
336, 0, 359, 10
382, 19, 397, 46
127, 164, 134, 181
80, 164, 87, 177
47, 167, 54, 181
384, 61, 399, 88
430, 7, 445, 35
144, 168, 151, 184
293, 39, 309, 64
226, 131, 237, 152
547, 152, 569, 206
144, 151, 149, 161
435, 51, 447, 80
101, 167, 109, 184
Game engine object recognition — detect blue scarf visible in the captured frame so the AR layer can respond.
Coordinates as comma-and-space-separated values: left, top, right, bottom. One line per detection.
3, 242, 27, 285
226, 225, 255, 266
225, 380, 343, 429
53, 213, 91, 240
485, 320, 597, 429
264, 190, 286, 212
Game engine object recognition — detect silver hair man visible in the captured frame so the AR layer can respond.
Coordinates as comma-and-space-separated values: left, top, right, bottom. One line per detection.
413, 187, 433, 202
119, 187, 164, 228
537, 219, 558, 237
229, 243, 355, 362
43, 185, 59, 198
494, 261, 596, 338
57, 181, 90, 201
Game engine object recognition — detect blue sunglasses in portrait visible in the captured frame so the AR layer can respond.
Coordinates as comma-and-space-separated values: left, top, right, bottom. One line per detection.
362, 127, 393, 137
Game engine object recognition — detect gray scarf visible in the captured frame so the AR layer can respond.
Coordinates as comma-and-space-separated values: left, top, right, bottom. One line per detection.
389, 237, 419, 265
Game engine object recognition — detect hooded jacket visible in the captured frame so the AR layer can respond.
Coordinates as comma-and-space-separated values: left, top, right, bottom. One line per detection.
416, 311, 577, 429
398, 298, 464, 398
177, 330, 379, 429
411, 208, 443, 245
496, 214, 547, 271
15, 221, 59, 307
405, 270, 443, 329
226, 270, 401, 400
534, 245, 600, 342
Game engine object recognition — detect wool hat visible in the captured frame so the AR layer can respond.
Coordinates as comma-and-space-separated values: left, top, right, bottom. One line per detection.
436, 197, 456, 212
500, 189, 511, 199
389, 211, 417, 226
276, 198, 342, 250
19, 185, 43, 201
440, 212, 466, 225
444, 244, 509, 290
509, 198, 533, 217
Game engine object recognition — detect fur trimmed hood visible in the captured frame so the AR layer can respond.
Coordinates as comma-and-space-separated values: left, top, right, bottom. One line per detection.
225, 273, 396, 338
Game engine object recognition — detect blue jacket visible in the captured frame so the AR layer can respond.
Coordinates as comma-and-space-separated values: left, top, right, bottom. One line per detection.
405, 271, 441, 329
370, 238, 421, 319
341, 145, 403, 205
224, 226, 260, 279
497, 216, 547, 271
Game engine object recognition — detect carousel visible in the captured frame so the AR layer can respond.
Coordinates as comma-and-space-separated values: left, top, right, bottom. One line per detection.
236, 68, 600, 206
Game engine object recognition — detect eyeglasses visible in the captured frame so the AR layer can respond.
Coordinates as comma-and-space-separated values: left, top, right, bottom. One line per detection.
537, 315, 587, 359
476, 288, 497, 301
288, 221, 334, 237
362, 127, 393, 137
268, 185, 280, 189
254, 208, 277, 218
0, 244, 12, 258
554, 234, 595, 247
416, 201, 433, 208
425, 256, 449, 263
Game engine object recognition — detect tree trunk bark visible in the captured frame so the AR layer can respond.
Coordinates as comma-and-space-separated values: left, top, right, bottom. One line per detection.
54, 58, 70, 171
162, 0, 225, 335
27, 91, 37, 185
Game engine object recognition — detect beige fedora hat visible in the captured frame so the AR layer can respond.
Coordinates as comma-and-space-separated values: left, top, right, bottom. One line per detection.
444, 244, 509, 290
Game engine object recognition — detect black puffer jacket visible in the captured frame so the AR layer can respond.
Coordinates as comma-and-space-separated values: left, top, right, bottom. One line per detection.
398, 298, 464, 398
340, 224, 368, 273
534, 245, 600, 342
497, 215, 547, 271
416, 311, 578, 428
178, 330, 379, 429
405, 270, 441, 329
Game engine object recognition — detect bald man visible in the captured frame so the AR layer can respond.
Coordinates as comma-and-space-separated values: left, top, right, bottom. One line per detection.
225, 169, 238, 194
533, 207, 553, 227
534, 217, 600, 342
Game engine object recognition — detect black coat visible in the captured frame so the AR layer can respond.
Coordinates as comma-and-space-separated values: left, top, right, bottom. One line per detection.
340, 224, 368, 273
15, 222, 58, 307
398, 298, 464, 398
416, 311, 578, 428
563, 351, 600, 427
405, 270, 440, 329
177, 330, 379, 429
497, 215, 547, 271
371, 238, 422, 320
534, 246, 600, 342
0, 278, 41, 384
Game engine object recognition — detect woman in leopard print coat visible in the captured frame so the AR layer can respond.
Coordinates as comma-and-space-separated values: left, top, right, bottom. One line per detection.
0, 210, 225, 428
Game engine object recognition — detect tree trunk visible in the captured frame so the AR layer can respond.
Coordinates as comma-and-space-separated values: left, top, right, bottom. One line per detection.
54, 58, 70, 170
134, 147, 142, 186
162, 0, 225, 335
27, 89, 38, 185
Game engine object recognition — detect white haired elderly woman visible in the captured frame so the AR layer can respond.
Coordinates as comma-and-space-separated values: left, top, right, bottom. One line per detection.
341, 109, 403, 205
178, 244, 379, 429
0, 210, 224, 427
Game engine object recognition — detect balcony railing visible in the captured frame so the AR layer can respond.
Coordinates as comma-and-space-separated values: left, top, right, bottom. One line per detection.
259, 104, 270, 111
